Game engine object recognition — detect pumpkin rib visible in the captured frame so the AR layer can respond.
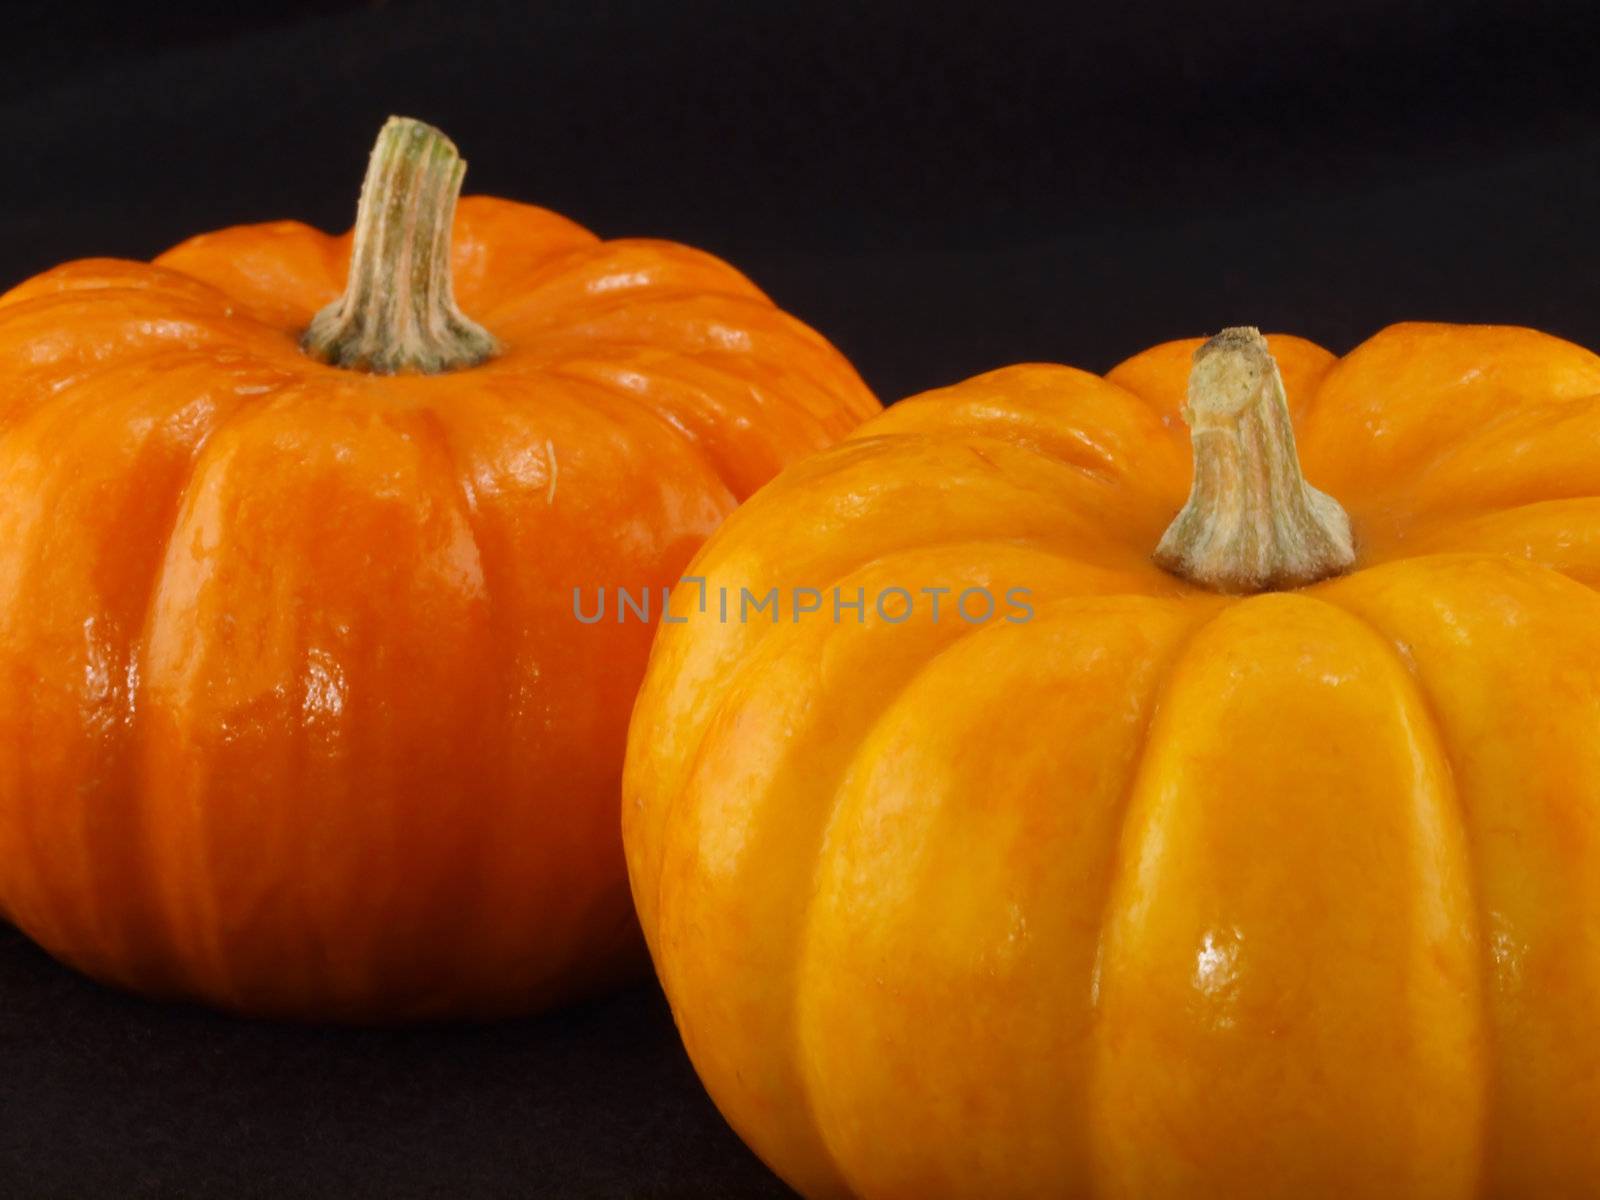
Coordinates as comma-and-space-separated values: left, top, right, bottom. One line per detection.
348, 397, 537, 1015
121, 367, 296, 986
521, 291, 869, 408
1091, 591, 1486, 1196
633, 533, 1150, 930
602, 238, 773, 303
445, 196, 601, 290
1310, 573, 1498, 1133
852, 364, 1189, 505
0, 348, 283, 983
521, 364, 741, 515
0, 337, 281, 449
447, 363, 737, 1006
388, 397, 511, 1004
533, 338, 870, 435
620, 437, 899, 895
1294, 323, 1600, 499
0, 287, 291, 396
1319, 554, 1600, 1192
626, 434, 1186, 879
1396, 393, 1600, 521
821, 430, 1183, 577
542, 353, 842, 500
130, 380, 517, 1016
1403, 497, 1600, 589
477, 266, 768, 343
153, 221, 348, 330
493, 306, 873, 436
0, 258, 242, 314
794, 594, 1208, 1197
650, 561, 1015, 1200
538, 357, 808, 504
756, 311, 880, 424
470, 239, 766, 330
1076, 595, 1235, 1192
639, 535, 1049, 939
656, 549, 1156, 1198
630, 432, 1171, 800
132, 377, 334, 1006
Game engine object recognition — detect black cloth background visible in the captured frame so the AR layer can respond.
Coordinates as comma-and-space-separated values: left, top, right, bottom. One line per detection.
1, 1, 1598, 1196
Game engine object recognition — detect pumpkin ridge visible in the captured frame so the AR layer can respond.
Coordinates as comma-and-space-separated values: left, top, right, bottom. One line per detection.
1079, 594, 1232, 1190
1311, 554, 1600, 1190
0, 260, 245, 315
647, 545, 1129, 1192
0, 342, 273, 449
135, 374, 326, 1004
0, 352, 283, 986
493, 304, 872, 438
1309, 577, 1496, 1190
154, 222, 354, 332
522, 290, 868, 409
1398, 393, 1600, 522
126, 367, 295, 893
519, 367, 741, 522
628, 433, 1185, 874
848, 378, 1190, 537
538, 359, 759, 504
836, 431, 1181, 577
1292, 322, 1600, 501
869, 400, 1140, 485
697, 342, 878, 432
132, 382, 513, 1015
646, 633, 894, 1195
629, 525, 1036, 942
599, 237, 773, 301
1088, 591, 1486, 1193
542, 343, 879, 498
753, 555, 1037, 1195
0, 286, 290, 386
378, 398, 503, 994
1403, 500, 1600, 590
546, 352, 837, 497
791, 593, 1205, 1195
474, 245, 769, 334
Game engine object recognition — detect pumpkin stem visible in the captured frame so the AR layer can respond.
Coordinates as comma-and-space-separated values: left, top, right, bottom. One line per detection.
301, 116, 499, 374
1154, 327, 1354, 592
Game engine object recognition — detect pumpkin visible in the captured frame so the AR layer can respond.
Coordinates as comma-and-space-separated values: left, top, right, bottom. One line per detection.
623, 324, 1600, 1197
0, 116, 877, 1020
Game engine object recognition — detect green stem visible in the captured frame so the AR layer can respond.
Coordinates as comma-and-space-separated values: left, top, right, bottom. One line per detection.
1154, 327, 1355, 592
302, 116, 499, 374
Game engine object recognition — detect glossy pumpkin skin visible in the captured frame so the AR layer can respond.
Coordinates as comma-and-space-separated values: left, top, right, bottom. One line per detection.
624, 324, 1600, 1198
0, 196, 877, 1020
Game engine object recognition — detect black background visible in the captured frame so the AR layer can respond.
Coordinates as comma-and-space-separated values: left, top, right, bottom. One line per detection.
2, 1, 1599, 1196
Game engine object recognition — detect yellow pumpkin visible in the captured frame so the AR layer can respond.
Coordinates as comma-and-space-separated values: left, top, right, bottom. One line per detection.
624, 324, 1600, 1197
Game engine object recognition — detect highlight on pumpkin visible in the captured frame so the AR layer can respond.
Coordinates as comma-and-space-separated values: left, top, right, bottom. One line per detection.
301, 115, 500, 374
1154, 326, 1355, 592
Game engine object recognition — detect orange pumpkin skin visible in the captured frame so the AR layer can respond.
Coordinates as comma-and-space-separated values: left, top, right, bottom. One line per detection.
0, 195, 877, 1020
624, 324, 1600, 1198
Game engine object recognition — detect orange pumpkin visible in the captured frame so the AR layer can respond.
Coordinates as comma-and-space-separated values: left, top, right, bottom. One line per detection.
624, 324, 1600, 1197
0, 117, 876, 1020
